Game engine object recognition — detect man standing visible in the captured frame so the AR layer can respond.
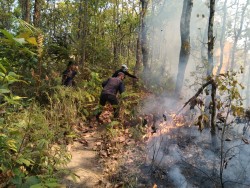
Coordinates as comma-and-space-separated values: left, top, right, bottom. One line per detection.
62, 61, 78, 86
112, 64, 137, 79
96, 72, 125, 121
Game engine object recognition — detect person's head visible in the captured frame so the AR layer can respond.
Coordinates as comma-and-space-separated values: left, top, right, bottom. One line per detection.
67, 61, 78, 70
121, 64, 128, 71
117, 72, 125, 80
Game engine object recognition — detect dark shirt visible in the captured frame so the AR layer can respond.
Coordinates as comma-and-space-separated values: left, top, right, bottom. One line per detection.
102, 77, 125, 96
112, 69, 137, 79
62, 69, 77, 86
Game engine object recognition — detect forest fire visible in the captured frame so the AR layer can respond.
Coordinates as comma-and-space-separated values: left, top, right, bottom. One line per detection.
144, 112, 188, 141
142, 96, 250, 188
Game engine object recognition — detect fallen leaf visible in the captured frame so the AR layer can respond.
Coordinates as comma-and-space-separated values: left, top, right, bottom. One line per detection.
242, 137, 249, 144
100, 150, 108, 157
96, 142, 102, 146
119, 136, 126, 142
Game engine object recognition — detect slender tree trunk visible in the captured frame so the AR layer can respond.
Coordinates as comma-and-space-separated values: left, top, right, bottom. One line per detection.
211, 80, 217, 135
113, 0, 119, 67
201, 20, 208, 69
134, 2, 142, 86
77, 0, 88, 66
140, 0, 149, 83
80, 0, 88, 66
33, 0, 41, 27
230, 0, 249, 69
175, 0, 193, 95
20, 0, 30, 23
246, 67, 250, 107
53, 0, 56, 36
77, 0, 83, 40
207, 0, 215, 76
241, 28, 249, 101
216, 0, 228, 75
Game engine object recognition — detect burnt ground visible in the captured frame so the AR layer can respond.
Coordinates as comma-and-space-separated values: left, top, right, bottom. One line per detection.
59, 97, 250, 188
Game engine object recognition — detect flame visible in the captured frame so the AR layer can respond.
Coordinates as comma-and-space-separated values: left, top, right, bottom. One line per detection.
214, 41, 233, 74
145, 112, 187, 141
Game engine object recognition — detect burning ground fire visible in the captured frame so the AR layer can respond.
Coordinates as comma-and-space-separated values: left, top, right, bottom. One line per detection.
143, 111, 189, 141
141, 105, 250, 187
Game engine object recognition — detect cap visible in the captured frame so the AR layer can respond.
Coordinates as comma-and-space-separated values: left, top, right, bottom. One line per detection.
121, 64, 128, 70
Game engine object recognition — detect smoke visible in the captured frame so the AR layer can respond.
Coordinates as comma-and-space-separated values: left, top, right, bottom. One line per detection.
143, 0, 209, 93
141, 0, 250, 186
144, 103, 250, 187
169, 166, 187, 188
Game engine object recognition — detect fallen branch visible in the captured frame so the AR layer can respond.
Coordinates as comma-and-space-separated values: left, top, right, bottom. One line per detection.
177, 79, 214, 114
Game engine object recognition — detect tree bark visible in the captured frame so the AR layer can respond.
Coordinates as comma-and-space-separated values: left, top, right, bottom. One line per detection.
246, 66, 250, 107
112, 0, 119, 67
207, 0, 215, 76
77, 0, 88, 66
216, 0, 228, 75
175, 0, 193, 95
140, 0, 149, 83
33, 0, 41, 27
20, 0, 30, 23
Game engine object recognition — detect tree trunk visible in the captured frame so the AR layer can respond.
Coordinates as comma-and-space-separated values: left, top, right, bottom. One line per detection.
140, 0, 149, 83
33, 0, 41, 27
80, 0, 88, 66
77, 0, 88, 66
20, 0, 30, 23
113, 0, 119, 67
207, 0, 215, 76
175, 0, 193, 95
246, 67, 250, 107
230, 0, 249, 69
211, 80, 217, 135
216, 0, 228, 75
134, 1, 142, 86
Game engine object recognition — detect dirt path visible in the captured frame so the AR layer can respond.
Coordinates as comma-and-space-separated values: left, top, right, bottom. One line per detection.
62, 128, 105, 188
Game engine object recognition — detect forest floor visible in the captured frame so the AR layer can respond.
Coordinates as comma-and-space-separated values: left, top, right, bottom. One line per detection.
60, 110, 154, 188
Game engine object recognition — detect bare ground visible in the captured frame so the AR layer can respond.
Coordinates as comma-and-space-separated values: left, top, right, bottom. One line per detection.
61, 124, 107, 188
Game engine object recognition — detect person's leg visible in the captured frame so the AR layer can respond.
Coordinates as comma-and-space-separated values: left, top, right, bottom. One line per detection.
96, 94, 107, 120
107, 95, 119, 118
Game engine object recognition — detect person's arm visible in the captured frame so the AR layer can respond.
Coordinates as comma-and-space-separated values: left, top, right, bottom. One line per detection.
72, 70, 77, 77
62, 70, 68, 84
124, 71, 137, 79
112, 70, 120, 77
118, 82, 125, 94
102, 78, 110, 87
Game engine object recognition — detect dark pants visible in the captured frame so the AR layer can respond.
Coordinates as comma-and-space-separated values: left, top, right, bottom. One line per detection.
97, 93, 119, 119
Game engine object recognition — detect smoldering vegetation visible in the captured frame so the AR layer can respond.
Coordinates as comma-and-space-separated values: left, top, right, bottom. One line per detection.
141, 98, 250, 188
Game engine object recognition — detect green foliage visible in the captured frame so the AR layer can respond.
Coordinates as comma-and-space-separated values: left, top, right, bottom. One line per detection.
0, 58, 25, 106
0, 102, 72, 187
120, 91, 141, 121
215, 70, 244, 116
0, 29, 38, 71
0, 68, 105, 187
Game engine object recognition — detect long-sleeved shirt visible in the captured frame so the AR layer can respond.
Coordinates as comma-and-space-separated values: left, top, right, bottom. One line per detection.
102, 77, 125, 96
62, 69, 77, 86
112, 69, 137, 79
